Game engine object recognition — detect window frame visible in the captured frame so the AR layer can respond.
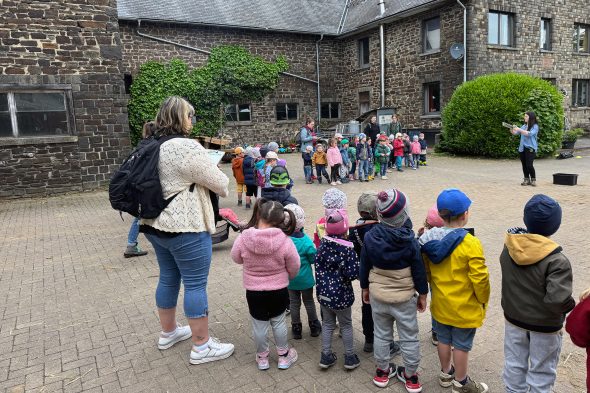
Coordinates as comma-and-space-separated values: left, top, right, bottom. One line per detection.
358, 91, 370, 115
488, 10, 515, 47
225, 103, 252, 122
540, 18, 552, 51
358, 37, 370, 68
275, 103, 298, 122
572, 79, 589, 107
320, 102, 341, 120
0, 86, 75, 138
423, 16, 441, 53
423, 82, 441, 115
573, 24, 590, 53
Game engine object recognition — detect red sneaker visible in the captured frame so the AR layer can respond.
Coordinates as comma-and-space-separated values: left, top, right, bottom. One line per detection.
373, 363, 397, 388
396, 366, 423, 393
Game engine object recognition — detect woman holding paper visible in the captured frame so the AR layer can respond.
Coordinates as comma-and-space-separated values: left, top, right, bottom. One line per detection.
140, 96, 235, 365
512, 111, 539, 186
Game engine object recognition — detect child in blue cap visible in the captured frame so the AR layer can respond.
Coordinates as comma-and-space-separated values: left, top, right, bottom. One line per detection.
419, 188, 490, 393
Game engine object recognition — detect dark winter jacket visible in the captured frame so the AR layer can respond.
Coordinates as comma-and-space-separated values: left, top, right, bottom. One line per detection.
364, 123, 380, 146
349, 220, 378, 257
242, 156, 257, 186
301, 151, 312, 166
419, 139, 427, 151
403, 139, 411, 154
356, 142, 372, 161
261, 187, 298, 206
500, 227, 575, 332
315, 236, 359, 310
360, 221, 428, 297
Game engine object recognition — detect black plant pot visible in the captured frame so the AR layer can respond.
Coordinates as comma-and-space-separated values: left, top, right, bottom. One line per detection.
561, 140, 576, 149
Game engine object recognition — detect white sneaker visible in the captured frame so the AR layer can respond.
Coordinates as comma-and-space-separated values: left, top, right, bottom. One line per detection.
190, 337, 235, 365
381, 175, 388, 180
331, 182, 337, 186
158, 324, 192, 350
336, 181, 342, 185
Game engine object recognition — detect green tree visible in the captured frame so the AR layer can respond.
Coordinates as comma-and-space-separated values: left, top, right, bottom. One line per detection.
440, 73, 563, 158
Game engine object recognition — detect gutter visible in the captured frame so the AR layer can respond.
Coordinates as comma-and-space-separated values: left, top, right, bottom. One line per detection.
378, 0, 386, 107
456, 0, 467, 82
316, 34, 324, 130
135, 20, 319, 84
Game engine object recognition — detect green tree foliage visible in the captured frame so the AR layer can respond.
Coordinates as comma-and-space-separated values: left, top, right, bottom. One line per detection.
127, 46, 288, 145
440, 73, 564, 158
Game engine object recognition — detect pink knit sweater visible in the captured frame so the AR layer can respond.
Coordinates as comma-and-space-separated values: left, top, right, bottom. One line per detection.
327, 147, 343, 167
231, 227, 301, 291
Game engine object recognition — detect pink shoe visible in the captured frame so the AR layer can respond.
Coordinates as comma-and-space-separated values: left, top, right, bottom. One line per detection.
277, 348, 298, 369
256, 350, 270, 370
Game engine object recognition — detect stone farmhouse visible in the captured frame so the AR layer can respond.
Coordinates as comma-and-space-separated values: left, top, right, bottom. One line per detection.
0, 0, 589, 197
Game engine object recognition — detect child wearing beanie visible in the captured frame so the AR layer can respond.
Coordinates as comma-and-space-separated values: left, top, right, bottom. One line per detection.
566, 287, 590, 392
315, 208, 360, 371
500, 194, 574, 393
420, 188, 490, 393
313, 188, 347, 247
284, 204, 322, 340
261, 166, 298, 206
360, 189, 428, 391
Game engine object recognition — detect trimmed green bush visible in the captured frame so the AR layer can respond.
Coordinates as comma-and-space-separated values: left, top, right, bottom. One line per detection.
440, 73, 563, 158
127, 46, 288, 145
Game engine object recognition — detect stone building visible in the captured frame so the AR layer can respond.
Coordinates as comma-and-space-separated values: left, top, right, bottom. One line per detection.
1, 0, 589, 197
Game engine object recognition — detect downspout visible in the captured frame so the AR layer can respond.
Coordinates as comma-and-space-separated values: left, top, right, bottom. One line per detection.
316, 34, 324, 131
456, 0, 467, 82
378, 0, 386, 107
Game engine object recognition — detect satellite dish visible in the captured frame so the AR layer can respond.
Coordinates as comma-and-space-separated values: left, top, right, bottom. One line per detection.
450, 43, 464, 60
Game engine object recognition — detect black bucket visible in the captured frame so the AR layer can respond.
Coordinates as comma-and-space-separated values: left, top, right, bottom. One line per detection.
553, 173, 578, 186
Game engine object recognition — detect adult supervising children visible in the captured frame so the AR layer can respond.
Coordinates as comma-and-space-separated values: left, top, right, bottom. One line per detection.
511, 111, 539, 186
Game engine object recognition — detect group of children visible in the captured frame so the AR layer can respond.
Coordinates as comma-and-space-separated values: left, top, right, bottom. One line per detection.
229, 183, 588, 393
302, 132, 428, 185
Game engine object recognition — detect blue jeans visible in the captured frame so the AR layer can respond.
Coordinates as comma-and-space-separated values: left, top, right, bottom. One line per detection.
146, 232, 212, 318
380, 161, 387, 176
127, 216, 140, 246
303, 165, 312, 182
395, 156, 403, 170
358, 160, 368, 180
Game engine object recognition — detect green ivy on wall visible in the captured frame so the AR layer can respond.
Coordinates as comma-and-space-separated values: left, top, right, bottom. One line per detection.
127, 45, 288, 145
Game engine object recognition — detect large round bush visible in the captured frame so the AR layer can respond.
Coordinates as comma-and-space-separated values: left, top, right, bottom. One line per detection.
440, 73, 563, 158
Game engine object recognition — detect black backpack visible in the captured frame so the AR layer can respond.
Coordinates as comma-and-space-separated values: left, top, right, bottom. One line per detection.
109, 134, 185, 219
294, 128, 303, 145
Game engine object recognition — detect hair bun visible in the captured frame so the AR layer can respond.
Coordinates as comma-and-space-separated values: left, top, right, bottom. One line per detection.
283, 211, 291, 226
378, 191, 388, 201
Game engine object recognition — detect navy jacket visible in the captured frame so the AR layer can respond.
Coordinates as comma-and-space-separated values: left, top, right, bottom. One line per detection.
301, 151, 312, 166
260, 187, 298, 206
242, 156, 257, 186
360, 220, 428, 294
349, 220, 378, 257
356, 142, 373, 161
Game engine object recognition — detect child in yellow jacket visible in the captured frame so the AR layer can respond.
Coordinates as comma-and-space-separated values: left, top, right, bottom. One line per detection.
419, 188, 490, 393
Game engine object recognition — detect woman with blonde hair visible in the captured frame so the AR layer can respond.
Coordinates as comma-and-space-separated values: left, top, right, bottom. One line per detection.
140, 96, 234, 364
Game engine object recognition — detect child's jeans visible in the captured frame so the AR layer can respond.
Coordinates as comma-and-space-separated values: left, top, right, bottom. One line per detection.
412, 154, 420, 168
371, 295, 420, 375
251, 312, 289, 355
321, 304, 354, 355
395, 156, 403, 170
358, 160, 369, 180
379, 161, 387, 177
404, 154, 411, 167
303, 165, 312, 182
368, 160, 374, 177
315, 164, 330, 183
502, 321, 562, 393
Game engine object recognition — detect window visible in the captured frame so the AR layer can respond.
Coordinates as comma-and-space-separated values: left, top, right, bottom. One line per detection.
423, 17, 441, 52
225, 103, 251, 122
359, 91, 370, 115
540, 18, 552, 50
275, 103, 298, 121
542, 78, 557, 85
123, 74, 133, 94
423, 82, 441, 114
572, 79, 589, 107
488, 11, 515, 46
0, 91, 71, 137
573, 24, 590, 53
321, 102, 340, 119
358, 37, 370, 67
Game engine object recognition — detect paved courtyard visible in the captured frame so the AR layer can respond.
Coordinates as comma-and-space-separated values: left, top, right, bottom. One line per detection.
0, 150, 588, 393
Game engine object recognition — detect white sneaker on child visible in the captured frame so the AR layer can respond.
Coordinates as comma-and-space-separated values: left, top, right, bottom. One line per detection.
157, 323, 192, 350
277, 348, 298, 369
190, 337, 235, 365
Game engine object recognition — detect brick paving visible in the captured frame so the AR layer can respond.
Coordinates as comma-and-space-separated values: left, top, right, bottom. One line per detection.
0, 151, 588, 393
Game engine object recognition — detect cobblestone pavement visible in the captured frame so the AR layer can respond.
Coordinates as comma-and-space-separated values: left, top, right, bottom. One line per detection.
1, 151, 588, 393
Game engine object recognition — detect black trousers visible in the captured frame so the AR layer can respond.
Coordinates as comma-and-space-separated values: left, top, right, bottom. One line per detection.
361, 301, 374, 342
315, 164, 330, 183
519, 149, 536, 180
330, 164, 341, 183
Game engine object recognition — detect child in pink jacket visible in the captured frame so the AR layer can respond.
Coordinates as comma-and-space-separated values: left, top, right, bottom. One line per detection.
327, 138, 343, 186
410, 135, 421, 170
231, 199, 301, 371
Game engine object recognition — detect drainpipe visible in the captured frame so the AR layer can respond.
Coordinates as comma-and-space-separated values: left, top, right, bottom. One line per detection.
456, 0, 467, 82
316, 34, 324, 131
378, 0, 386, 107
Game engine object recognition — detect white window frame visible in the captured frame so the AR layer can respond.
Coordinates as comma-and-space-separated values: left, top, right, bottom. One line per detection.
275, 103, 298, 121
0, 88, 75, 138
572, 79, 589, 107
573, 24, 590, 53
488, 11, 515, 47
540, 18, 552, 51
358, 37, 370, 68
225, 103, 252, 122
423, 17, 441, 53
358, 91, 370, 115
423, 82, 441, 114
321, 102, 341, 119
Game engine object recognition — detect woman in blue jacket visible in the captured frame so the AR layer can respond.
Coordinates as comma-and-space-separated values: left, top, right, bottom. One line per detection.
512, 111, 539, 186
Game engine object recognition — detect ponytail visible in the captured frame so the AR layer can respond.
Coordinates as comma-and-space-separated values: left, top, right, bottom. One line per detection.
244, 198, 296, 235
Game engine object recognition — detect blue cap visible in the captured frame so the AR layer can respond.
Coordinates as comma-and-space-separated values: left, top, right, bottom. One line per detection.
437, 188, 472, 216
524, 194, 562, 236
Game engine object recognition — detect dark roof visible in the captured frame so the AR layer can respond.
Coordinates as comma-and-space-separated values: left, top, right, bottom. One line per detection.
117, 0, 347, 35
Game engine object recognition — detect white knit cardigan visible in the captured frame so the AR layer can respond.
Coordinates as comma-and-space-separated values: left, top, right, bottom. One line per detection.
141, 138, 229, 234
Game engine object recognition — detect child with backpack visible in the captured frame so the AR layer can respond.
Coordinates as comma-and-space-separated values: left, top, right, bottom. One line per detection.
420, 188, 490, 393
284, 204, 322, 340
231, 147, 246, 206
242, 147, 260, 209
356, 133, 371, 182
312, 144, 330, 185
315, 208, 361, 370
231, 199, 300, 370
566, 287, 590, 392
374, 135, 391, 180
361, 189, 428, 391
313, 187, 347, 248
500, 194, 575, 393
302, 145, 314, 184
263, 151, 278, 188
